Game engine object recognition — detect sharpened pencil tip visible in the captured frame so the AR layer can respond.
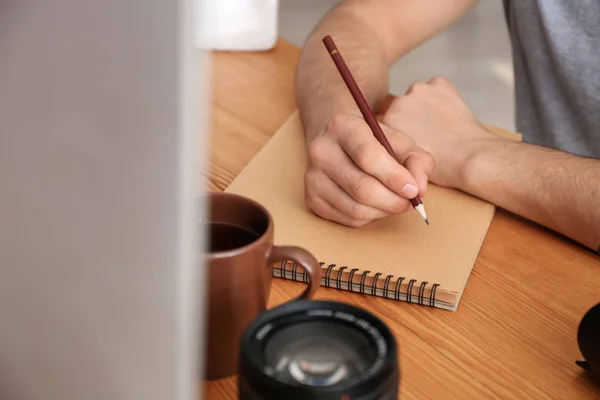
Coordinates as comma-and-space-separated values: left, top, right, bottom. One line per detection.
414, 203, 428, 224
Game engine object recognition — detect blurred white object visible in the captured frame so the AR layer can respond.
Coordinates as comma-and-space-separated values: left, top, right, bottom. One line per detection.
198, 0, 278, 51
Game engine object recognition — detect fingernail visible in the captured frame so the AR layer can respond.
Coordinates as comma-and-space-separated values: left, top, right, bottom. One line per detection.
401, 183, 418, 198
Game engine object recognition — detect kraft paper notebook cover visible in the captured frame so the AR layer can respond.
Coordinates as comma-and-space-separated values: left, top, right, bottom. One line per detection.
226, 111, 517, 311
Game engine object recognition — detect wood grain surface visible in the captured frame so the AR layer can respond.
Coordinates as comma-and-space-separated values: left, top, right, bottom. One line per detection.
202, 39, 600, 399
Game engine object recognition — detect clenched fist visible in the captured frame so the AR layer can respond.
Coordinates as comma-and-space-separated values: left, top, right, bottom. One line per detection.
381, 77, 497, 188
304, 114, 435, 227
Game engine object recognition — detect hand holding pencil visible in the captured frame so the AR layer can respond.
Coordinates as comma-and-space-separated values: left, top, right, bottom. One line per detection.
303, 35, 435, 227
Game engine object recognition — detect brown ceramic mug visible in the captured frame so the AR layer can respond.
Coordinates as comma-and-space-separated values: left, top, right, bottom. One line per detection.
201, 192, 321, 381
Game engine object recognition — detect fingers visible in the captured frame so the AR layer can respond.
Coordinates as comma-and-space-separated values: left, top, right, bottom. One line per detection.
337, 119, 423, 199
406, 77, 457, 96
308, 133, 412, 215
427, 76, 456, 92
305, 191, 371, 228
304, 113, 432, 227
305, 169, 390, 225
405, 81, 427, 95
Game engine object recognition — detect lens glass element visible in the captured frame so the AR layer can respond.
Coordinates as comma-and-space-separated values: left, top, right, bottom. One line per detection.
264, 320, 377, 387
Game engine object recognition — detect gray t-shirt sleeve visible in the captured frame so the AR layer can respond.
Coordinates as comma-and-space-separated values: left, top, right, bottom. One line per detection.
504, 0, 600, 159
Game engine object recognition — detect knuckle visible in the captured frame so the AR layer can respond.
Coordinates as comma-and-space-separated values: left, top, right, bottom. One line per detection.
423, 151, 436, 169
408, 81, 427, 93
428, 76, 448, 85
307, 137, 329, 165
411, 150, 436, 173
324, 114, 347, 135
304, 191, 326, 216
348, 201, 371, 221
353, 145, 378, 170
349, 175, 372, 203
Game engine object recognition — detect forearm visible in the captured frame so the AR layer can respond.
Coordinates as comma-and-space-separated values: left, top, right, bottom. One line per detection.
295, 5, 390, 142
459, 137, 600, 251
295, 0, 478, 143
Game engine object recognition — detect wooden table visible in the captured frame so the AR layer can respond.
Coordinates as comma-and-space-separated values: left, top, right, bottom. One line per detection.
202, 39, 600, 399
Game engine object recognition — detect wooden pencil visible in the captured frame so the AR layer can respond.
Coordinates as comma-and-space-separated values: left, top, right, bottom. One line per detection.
322, 34, 429, 225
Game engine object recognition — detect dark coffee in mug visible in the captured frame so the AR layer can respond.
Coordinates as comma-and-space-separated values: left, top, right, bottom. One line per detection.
201, 192, 321, 381
207, 222, 259, 252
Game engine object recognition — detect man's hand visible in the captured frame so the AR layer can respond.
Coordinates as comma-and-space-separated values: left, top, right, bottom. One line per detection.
381, 77, 500, 189
304, 114, 435, 227
382, 76, 600, 250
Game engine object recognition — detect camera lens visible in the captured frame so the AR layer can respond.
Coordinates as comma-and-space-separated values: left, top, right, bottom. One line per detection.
264, 320, 378, 387
238, 300, 399, 400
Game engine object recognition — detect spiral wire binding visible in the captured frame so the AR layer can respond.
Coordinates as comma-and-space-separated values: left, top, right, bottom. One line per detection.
336, 266, 347, 289
418, 281, 428, 305
348, 268, 359, 292
359, 270, 371, 293
274, 260, 441, 306
383, 274, 393, 298
394, 277, 404, 301
325, 263, 336, 287
371, 273, 382, 296
406, 279, 416, 303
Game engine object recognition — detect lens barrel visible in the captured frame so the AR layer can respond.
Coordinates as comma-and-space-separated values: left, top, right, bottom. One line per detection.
238, 300, 399, 399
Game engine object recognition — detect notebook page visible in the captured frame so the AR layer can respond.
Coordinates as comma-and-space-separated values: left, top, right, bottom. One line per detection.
226, 111, 501, 308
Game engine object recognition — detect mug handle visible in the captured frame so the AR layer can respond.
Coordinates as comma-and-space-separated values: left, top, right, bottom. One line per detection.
267, 245, 321, 300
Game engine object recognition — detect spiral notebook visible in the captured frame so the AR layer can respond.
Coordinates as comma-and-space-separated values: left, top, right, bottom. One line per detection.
225, 111, 518, 311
